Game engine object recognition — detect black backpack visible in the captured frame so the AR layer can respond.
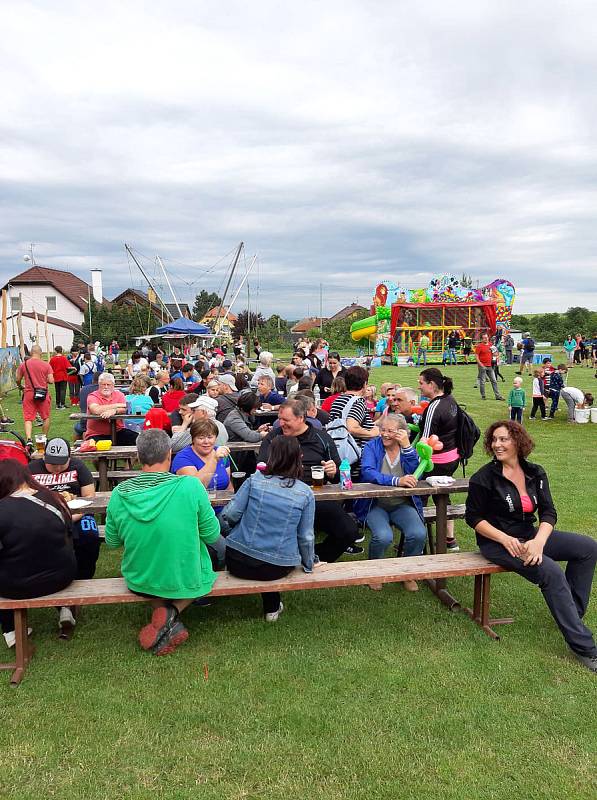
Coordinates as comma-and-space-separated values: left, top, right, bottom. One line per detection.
456, 404, 480, 476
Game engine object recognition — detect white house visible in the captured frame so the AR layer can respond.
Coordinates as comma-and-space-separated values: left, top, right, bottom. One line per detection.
2, 265, 105, 351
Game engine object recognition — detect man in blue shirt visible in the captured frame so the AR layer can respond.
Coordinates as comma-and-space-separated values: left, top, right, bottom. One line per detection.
257, 375, 285, 409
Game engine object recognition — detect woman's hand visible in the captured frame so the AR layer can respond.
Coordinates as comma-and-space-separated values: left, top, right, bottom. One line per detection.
501, 534, 525, 558
396, 429, 411, 449
321, 459, 337, 478
522, 538, 544, 566
215, 446, 230, 459
258, 424, 270, 432
398, 475, 418, 489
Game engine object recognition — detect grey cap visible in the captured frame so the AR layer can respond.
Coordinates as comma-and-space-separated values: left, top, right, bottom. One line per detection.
216, 374, 237, 389
44, 437, 71, 465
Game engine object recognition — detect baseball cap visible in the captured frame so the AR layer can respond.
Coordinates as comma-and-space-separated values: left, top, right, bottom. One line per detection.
216, 374, 237, 389
44, 437, 71, 465
187, 395, 218, 414
222, 359, 233, 369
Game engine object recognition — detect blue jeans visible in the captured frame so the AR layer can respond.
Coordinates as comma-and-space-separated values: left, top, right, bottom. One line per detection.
448, 348, 457, 364
366, 503, 427, 559
416, 348, 427, 366
510, 407, 523, 423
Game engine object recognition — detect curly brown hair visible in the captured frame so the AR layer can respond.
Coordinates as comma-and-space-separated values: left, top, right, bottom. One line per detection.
483, 420, 535, 459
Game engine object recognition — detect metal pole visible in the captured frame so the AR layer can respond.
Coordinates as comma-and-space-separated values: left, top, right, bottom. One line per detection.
156, 255, 183, 318
125, 244, 174, 321
212, 241, 244, 340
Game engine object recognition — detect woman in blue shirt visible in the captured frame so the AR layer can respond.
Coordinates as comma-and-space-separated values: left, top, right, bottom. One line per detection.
220, 436, 317, 622
171, 419, 231, 495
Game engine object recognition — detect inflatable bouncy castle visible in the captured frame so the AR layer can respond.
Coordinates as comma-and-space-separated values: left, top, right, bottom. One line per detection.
350, 273, 515, 361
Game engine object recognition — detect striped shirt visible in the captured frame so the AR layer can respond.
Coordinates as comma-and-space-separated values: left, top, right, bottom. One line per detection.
329, 393, 375, 446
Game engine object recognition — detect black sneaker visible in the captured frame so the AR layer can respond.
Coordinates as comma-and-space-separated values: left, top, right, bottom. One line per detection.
0, 416, 14, 424
344, 545, 364, 556
572, 651, 597, 673
354, 532, 365, 544
446, 538, 460, 553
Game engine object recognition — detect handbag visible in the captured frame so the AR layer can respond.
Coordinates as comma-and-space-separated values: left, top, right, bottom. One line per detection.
24, 360, 48, 402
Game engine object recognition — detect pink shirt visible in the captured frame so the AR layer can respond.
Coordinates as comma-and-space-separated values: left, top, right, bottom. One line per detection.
85, 389, 126, 439
16, 358, 53, 393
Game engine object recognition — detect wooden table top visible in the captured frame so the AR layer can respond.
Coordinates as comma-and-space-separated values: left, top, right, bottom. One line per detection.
79, 479, 469, 514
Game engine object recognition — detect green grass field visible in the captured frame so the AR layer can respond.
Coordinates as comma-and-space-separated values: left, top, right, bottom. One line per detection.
1, 362, 596, 800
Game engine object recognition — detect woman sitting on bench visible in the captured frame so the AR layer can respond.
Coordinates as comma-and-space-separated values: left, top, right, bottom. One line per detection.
358, 412, 426, 592
0, 461, 76, 649
466, 420, 597, 674
220, 436, 317, 622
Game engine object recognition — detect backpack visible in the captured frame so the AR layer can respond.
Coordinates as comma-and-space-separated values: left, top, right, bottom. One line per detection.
524, 338, 535, 352
456, 404, 480, 476
325, 395, 362, 465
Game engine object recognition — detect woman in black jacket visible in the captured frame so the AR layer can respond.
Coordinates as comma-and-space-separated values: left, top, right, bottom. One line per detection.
465, 420, 597, 672
0, 461, 76, 649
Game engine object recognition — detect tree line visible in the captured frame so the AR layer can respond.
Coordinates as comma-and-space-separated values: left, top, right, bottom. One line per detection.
510, 307, 596, 344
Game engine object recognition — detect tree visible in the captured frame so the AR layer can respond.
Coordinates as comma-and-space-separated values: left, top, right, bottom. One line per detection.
81, 300, 160, 348
233, 309, 266, 338
192, 290, 222, 321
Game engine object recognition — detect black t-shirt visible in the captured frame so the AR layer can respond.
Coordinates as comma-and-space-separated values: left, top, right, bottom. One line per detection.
419, 394, 459, 453
258, 425, 341, 485
316, 367, 347, 395
29, 457, 94, 496
0, 494, 76, 594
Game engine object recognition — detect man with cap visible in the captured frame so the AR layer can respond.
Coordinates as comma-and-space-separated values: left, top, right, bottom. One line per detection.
170, 394, 229, 454
215, 374, 240, 422
28, 437, 100, 638
517, 332, 536, 376
221, 358, 234, 374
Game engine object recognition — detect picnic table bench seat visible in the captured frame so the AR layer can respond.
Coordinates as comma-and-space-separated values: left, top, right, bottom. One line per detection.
0, 553, 510, 686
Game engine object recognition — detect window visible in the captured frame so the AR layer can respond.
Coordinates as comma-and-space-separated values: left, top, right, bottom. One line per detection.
46, 296, 57, 312
10, 295, 21, 311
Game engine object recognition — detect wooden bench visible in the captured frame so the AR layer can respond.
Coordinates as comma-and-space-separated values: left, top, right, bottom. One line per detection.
0, 553, 510, 686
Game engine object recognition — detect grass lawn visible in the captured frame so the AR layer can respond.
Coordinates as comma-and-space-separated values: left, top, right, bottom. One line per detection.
1, 362, 596, 799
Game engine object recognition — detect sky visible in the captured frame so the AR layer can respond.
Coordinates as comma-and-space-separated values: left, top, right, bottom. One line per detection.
1, 0, 596, 320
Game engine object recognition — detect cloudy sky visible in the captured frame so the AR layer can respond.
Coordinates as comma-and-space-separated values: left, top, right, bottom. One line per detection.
1, 0, 596, 319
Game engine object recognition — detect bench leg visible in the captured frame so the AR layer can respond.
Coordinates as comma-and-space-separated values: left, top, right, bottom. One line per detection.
11, 609, 34, 686
464, 574, 514, 640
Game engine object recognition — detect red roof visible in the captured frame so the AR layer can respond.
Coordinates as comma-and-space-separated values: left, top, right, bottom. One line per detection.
291, 317, 326, 333
4, 266, 95, 312
203, 306, 238, 322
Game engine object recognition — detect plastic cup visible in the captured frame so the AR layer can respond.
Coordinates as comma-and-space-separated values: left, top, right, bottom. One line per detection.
231, 472, 246, 492
35, 434, 47, 454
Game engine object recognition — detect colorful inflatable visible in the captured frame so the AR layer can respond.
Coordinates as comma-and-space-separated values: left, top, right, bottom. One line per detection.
350, 273, 515, 360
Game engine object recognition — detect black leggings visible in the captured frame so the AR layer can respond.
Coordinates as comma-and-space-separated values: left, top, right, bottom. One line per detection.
54, 381, 67, 407
530, 397, 546, 418
225, 547, 293, 614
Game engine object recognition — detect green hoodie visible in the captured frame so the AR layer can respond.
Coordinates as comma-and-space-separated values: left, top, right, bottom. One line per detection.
105, 472, 220, 599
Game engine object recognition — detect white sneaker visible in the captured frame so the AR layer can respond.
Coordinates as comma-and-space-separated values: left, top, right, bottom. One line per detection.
59, 607, 76, 639
3, 628, 33, 648
265, 602, 284, 623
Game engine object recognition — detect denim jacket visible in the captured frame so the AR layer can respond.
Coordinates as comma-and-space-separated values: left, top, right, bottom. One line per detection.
354, 436, 425, 523
219, 472, 316, 571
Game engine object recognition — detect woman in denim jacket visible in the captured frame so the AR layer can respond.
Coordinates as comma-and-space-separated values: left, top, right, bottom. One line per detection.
356, 413, 426, 591
220, 436, 317, 622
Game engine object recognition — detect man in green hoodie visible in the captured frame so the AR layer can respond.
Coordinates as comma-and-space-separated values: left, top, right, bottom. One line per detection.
105, 429, 221, 656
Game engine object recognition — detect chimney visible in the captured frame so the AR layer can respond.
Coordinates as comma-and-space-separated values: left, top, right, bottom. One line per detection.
90, 269, 103, 304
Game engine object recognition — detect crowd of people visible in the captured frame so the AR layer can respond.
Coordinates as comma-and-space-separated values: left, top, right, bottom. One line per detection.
1, 334, 596, 673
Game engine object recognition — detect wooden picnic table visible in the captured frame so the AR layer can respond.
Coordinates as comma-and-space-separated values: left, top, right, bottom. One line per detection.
69, 442, 260, 490
69, 412, 145, 441
83, 477, 469, 609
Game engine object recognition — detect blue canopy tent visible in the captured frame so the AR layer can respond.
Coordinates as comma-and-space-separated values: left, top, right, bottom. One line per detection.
155, 317, 212, 336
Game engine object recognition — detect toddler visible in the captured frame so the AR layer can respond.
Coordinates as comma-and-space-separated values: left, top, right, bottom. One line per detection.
530, 368, 546, 420
508, 376, 526, 423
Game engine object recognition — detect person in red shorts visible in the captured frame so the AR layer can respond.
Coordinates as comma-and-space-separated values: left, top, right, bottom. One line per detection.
16, 345, 54, 445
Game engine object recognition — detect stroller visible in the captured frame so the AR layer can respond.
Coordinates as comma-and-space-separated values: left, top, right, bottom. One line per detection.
0, 431, 31, 465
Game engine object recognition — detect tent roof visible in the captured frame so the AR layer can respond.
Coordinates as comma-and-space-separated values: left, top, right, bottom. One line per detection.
155, 317, 211, 335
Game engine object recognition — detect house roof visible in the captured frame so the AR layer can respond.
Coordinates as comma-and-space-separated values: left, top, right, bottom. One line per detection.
9, 312, 85, 334
165, 302, 191, 319
291, 317, 326, 333
328, 303, 368, 322
202, 306, 238, 323
111, 288, 164, 317
4, 266, 101, 312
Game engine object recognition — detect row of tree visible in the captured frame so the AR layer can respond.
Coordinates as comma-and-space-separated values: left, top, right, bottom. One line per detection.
510, 307, 596, 344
